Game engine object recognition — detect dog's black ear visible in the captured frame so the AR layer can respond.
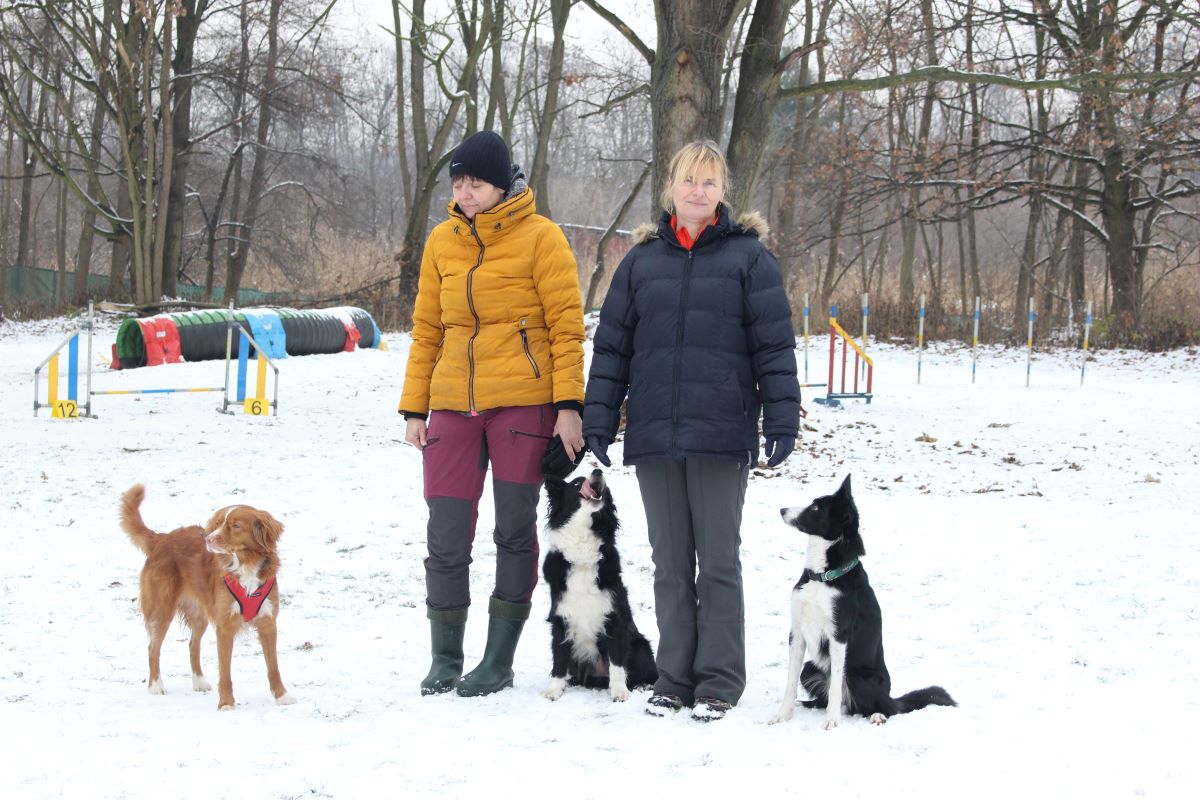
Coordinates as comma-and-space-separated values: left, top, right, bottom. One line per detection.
838, 474, 852, 499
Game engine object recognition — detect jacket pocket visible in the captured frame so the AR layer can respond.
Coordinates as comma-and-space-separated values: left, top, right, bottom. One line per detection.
519, 329, 542, 379
717, 370, 748, 419
509, 428, 552, 441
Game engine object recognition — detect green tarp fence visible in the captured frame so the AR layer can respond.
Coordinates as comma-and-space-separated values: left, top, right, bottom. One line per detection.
2, 265, 294, 305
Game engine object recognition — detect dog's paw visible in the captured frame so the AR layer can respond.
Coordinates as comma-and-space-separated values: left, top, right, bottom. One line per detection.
147, 678, 165, 695
542, 678, 567, 701
218, 702, 235, 711
822, 716, 841, 731
609, 684, 631, 703
870, 712, 887, 725
275, 692, 297, 706
192, 675, 212, 692
768, 706, 794, 725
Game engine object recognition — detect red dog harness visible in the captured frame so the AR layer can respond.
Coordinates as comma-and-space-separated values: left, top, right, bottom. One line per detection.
224, 574, 276, 621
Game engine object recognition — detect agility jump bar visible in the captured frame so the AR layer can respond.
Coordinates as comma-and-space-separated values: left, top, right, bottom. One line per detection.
33, 302, 279, 418
91, 386, 224, 395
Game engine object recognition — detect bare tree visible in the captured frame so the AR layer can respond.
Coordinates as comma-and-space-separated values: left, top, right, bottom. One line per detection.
392, 0, 495, 322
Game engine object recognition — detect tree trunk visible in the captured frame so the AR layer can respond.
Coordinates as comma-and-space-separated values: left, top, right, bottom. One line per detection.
0, 123, 12, 300
483, 0, 508, 137
1013, 22, 1049, 336
73, 92, 107, 304
218, 0, 253, 301
16, 72, 36, 270
726, 0, 791, 212
898, 0, 939, 311
1102, 147, 1140, 331
530, 0, 570, 220
394, 0, 494, 324
649, 0, 741, 212
225, 0, 282, 300
392, 1, 413, 217
161, 0, 206, 297
962, 0, 981, 311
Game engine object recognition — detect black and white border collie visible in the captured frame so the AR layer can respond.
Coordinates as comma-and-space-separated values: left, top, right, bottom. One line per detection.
770, 475, 955, 728
540, 469, 657, 702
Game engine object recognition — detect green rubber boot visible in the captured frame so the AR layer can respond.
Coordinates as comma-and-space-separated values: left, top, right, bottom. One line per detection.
455, 597, 530, 697
420, 606, 467, 696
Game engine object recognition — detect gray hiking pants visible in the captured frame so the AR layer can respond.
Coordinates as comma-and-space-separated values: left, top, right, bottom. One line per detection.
635, 457, 749, 705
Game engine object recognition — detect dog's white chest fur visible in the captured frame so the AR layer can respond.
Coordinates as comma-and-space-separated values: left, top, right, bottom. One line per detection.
224, 561, 276, 622
547, 511, 613, 662
794, 533, 839, 666
794, 582, 838, 669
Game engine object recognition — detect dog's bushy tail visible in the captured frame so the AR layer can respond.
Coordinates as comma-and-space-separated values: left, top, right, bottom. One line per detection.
894, 685, 956, 714
119, 484, 158, 554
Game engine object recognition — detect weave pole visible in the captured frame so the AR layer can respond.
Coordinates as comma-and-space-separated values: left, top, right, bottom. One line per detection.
861, 293, 869, 383
1080, 300, 1093, 387
917, 293, 926, 385
1025, 297, 1035, 387
971, 296, 981, 384
802, 292, 810, 384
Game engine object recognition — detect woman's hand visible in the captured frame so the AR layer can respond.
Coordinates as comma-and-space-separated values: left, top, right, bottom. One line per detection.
405, 418, 429, 450
553, 409, 584, 460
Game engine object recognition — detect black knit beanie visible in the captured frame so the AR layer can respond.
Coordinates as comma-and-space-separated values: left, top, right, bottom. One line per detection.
449, 131, 513, 192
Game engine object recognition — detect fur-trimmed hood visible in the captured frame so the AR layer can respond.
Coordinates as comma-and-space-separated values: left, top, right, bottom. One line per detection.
632, 205, 771, 246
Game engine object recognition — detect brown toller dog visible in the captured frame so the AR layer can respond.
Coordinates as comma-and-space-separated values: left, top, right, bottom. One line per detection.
119, 484, 295, 710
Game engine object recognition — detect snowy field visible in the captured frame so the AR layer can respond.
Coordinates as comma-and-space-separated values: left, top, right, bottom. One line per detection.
1, 313, 1197, 799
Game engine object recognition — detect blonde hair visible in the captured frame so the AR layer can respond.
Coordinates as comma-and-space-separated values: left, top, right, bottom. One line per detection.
659, 140, 731, 212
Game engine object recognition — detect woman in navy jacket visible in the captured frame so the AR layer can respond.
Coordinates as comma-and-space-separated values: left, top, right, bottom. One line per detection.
584, 140, 801, 720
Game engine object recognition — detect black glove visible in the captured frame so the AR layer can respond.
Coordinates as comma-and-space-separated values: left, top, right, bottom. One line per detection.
764, 435, 795, 468
586, 435, 612, 467
541, 434, 586, 480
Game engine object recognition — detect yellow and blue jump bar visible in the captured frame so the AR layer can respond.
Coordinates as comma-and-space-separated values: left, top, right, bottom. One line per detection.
91, 386, 223, 395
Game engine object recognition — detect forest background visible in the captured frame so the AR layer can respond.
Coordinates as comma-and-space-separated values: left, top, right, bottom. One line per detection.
1, 0, 1198, 348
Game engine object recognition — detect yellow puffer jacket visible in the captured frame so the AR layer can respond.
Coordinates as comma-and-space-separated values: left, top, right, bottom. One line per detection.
399, 187, 585, 416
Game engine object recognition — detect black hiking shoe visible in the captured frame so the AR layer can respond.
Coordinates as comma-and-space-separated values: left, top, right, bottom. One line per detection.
645, 692, 685, 717
691, 697, 732, 722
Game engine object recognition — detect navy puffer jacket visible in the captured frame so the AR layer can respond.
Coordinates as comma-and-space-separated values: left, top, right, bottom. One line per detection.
584, 205, 801, 465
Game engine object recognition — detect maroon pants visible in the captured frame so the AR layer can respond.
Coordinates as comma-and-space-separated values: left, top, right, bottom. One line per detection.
422, 404, 556, 610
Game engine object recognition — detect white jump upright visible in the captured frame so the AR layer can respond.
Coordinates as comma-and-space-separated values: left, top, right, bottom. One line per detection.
31, 302, 95, 418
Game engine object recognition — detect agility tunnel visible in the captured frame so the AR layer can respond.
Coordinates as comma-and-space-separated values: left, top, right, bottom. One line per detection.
113, 306, 383, 369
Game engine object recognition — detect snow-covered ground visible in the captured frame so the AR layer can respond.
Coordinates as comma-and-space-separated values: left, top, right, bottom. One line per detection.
2, 313, 1197, 799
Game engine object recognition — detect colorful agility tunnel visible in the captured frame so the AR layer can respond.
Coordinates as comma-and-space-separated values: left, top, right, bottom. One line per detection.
113, 306, 383, 369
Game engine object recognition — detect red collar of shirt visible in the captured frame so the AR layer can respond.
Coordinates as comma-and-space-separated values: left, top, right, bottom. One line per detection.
670, 212, 718, 251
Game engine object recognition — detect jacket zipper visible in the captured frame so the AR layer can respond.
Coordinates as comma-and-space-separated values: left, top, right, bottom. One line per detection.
466, 224, 486, 415
671, 249, 693, 436
520, 329, 542, 378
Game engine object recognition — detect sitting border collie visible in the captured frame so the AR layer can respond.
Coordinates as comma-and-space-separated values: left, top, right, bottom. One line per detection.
770, 475, 955, 728
540, 469, 658, 702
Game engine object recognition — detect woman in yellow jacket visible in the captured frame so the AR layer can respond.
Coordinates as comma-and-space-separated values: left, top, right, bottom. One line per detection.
399, 131, 586, 697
